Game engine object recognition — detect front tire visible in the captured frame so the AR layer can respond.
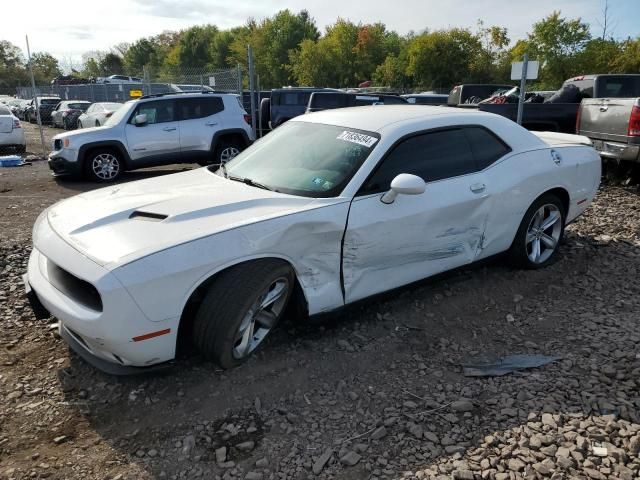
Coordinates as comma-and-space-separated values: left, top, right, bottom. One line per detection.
508, 193, 565, 269
84, 149, 123, 182
192, 259, 294, 369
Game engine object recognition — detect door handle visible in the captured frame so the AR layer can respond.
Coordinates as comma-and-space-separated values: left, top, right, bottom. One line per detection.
599, 106, 608, 112
470, 183, 486, 193
162, 127, 177, 132
205, 122, 218, 126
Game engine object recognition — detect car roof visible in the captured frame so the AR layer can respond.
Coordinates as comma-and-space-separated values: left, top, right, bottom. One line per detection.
295, 105, 481, 132
294, 104, 544, 150
138, 92, 233, 101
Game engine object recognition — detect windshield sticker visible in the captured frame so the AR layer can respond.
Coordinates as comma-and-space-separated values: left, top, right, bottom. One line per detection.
312, 177, 325, 186
337, 131, 378, 148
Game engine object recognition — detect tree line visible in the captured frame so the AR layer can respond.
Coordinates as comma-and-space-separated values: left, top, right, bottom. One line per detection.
1, 10, 639, 92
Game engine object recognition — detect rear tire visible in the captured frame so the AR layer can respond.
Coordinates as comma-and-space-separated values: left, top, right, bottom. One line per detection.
84, 149, 123, 182
508, 193, 565, 269
192, 259, 294, 369
199, 140, 243, 167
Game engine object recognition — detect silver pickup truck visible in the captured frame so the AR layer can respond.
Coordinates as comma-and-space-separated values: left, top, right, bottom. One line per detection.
576, 74, 640, 162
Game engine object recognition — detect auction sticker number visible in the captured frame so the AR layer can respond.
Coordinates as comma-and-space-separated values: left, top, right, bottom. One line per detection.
337, 131, 378, 148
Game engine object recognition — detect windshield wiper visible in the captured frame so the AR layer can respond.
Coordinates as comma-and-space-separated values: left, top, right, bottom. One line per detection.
227, 175, 275, 192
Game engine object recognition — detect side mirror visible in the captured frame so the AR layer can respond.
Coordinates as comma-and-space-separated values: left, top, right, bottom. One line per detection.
134, 113, 147, 126
380, 173, 426, 204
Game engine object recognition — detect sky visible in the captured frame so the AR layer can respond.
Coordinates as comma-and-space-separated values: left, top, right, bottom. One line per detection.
3, 0, 639, 70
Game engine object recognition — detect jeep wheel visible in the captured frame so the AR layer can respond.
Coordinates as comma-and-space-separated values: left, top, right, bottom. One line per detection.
198, 141, 243, 167
84, 149, 123, 182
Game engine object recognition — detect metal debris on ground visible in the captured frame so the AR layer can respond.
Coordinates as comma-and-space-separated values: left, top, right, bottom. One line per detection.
462, 354, 561, 377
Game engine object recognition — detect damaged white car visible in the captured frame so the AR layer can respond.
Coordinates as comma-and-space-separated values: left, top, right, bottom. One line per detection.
25, 106, 601, 373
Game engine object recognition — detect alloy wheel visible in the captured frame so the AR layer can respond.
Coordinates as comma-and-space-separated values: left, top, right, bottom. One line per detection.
232, 277, 289, 359
220, 146, 240, 164
91, 153, 120, 181
525, 203, 562, 264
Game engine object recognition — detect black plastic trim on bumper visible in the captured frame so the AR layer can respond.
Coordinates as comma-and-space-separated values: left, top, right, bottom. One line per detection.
59, 325, 171, 376
23, 274, 51, 320
48, 156, 82, 177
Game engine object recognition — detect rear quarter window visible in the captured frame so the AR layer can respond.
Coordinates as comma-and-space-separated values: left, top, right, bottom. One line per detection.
464, 126, 511, 170
597, 76, 640, 98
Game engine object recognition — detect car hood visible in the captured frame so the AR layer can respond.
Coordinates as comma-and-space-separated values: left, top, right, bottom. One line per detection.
45, 169, 327, 268
54, 124, 116, 141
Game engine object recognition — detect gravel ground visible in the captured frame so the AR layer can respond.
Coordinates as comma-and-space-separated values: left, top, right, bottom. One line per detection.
1, 123, 639, 480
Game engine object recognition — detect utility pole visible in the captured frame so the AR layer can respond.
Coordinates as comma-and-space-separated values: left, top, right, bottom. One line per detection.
247, 45, 257, 138
26, 35, 47, 158
516, 53, 529, 126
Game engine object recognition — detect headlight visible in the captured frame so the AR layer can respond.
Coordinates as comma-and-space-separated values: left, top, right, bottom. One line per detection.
32, 208, 49, 241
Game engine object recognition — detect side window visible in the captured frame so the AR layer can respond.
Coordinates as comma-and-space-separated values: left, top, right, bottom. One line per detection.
463, 127, 511, 170
179, 97, 224, 120
361, 128, 475, 194
131, 100, 175, 124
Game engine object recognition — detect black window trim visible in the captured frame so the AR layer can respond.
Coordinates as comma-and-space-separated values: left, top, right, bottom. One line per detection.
463, 124, 512, 170
355, 124, 512, 197
176, 96, 224, 121
127, 99, 177, 124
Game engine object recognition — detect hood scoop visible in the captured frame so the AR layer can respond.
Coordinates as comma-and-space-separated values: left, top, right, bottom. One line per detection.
129, 211, 168, 222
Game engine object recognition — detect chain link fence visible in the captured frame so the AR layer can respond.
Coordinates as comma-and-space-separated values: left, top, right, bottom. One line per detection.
14, 66, 242, 102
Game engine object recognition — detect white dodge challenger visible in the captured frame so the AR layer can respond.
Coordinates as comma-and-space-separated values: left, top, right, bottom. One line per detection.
25, 106, 601, 374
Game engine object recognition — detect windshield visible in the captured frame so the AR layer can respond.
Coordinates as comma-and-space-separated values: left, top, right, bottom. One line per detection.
103, 102, 130, 126
220, 122, 379, 198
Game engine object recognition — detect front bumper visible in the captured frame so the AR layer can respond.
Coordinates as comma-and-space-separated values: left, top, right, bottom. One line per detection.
48, 152, 82, 177
26, 226, 178, 373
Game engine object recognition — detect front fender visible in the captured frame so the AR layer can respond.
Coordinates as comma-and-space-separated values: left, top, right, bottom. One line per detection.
78, 140, 132, 167
112, 202, 350, 322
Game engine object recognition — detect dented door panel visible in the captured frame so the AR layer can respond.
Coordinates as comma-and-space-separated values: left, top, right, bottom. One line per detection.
343, 173, 492, 303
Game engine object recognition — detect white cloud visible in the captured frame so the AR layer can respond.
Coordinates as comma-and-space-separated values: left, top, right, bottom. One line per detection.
2, 0, 637, 70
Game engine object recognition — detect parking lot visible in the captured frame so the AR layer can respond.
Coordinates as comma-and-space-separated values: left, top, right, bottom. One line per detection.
1, 122, 639, 479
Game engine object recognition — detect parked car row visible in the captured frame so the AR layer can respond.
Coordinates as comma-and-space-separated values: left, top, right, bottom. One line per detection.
13, 96, 124, 130
0, 104, 26, 153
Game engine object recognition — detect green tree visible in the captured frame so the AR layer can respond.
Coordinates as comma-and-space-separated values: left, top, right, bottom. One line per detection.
0, 41, 27, 87
178, 25, 218, 70
518, 11, 591, 89
407, 28, 484, 90
288, 38, 334, 86
374, 54, 412, 88
124, 38, 159, 75
612, 37, 640, 73
30, 52, 62, 83
259, 10, 319, 86
99, 52, 124, 75
82, 57, 102, 78
577, 38, 623, 74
